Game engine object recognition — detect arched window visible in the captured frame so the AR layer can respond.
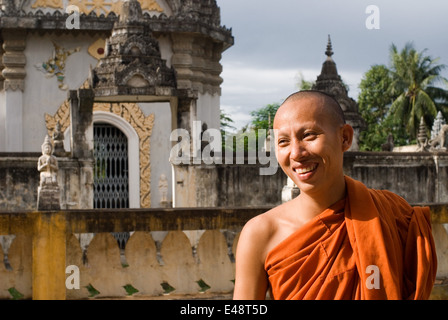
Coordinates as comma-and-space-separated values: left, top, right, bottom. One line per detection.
93, 123, 129, 209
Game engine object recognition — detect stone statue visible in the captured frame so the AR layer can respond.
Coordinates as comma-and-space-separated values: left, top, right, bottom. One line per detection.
37, 135, 61, 210
429, 124, 448, 152
381, 133, 394, 152
431, 111, 446, 140
158, 173, 169, 207
38, 135, 59, 187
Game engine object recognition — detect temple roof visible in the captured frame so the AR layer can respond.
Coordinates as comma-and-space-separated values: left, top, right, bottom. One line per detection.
91, 0, 177, 101
0, 0, 234, 50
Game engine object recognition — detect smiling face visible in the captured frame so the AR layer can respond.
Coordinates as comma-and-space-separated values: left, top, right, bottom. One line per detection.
273, 92, 353, 199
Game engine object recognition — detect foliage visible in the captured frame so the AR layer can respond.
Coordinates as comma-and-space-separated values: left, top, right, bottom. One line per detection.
85, 283, 100, 297
196, 279, 211, 293
123, 284, 139, 296
220, 109, 236, 133
358, 64, 408, 150
358, 42, 448, 150
250, 103, 280, 131
221, 103, 280, 153
220, 109, 236, 149
388, 42, 448, 139
161, 281, 175, 294
296, 72, 315, 90
8, 287, 24, 300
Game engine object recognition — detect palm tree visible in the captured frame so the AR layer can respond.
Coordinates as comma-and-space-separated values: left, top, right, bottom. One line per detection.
387, 42, 448, 139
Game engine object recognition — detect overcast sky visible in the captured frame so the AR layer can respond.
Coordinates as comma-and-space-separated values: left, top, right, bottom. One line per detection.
217, 0, 448, 131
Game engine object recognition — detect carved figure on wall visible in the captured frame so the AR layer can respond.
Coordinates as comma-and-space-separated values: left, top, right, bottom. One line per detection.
158, 173, 169, 207
429, 124, 448, 152
35, 41, 81, 90
381, 133, 394, 152
52, 121, 66, 156
431, 111, 446, 140
37, 135, 59, 187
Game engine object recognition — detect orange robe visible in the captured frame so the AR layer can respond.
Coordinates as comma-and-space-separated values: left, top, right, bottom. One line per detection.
265, 176, 437, 300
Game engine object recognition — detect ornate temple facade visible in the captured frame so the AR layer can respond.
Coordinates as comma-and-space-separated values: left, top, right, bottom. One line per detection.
0, 0, 234, 209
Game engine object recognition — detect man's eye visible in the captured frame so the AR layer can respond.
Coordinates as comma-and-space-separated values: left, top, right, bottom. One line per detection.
303, 132, 318, 139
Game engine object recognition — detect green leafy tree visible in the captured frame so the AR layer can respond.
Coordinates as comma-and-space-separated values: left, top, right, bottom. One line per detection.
388, 42, 448, 139
250, 103, 280, 130
358, 43, 448, 150
249, 103, 280, 151
222, 103, 280, 152
358, 64, 408, 150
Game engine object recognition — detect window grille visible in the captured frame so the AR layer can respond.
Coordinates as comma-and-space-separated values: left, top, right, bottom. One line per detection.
94, 123, 130, 249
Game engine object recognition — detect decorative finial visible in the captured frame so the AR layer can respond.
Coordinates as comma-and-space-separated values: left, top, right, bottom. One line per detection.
417, 116, 429, 152
325, 34, 333, 58
431, 111, 446, 140
119, 0, 143, 25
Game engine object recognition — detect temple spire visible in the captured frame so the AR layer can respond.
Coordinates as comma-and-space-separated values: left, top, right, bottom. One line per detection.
325, 34, 333, 58
316, 34, 339, 80
312, 35, 366, 151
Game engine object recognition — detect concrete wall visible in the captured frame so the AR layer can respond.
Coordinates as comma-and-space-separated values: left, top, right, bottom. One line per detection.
343, 152, 447, 204
0, 153, 93, 211
172, 151, 448, 207
0, 206, 446, 300
172, 162, 287, 208
22, 34, 99, 152
0, 154, 39, 211
3, 151, 448, 210
140, 101, 174, 208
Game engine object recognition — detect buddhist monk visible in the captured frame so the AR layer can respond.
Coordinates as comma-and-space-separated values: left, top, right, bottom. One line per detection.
233, 90, 437, 300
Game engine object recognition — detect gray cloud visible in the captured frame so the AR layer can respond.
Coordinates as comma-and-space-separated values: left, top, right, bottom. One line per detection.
218, 0, 448, 130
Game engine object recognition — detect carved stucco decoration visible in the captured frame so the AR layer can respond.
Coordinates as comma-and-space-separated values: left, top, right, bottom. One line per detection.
31, 0, 63, 9
45, 97, 155, 208
88, 38, 106, 60
35, 41, 81, 91
31, 0, 163, 14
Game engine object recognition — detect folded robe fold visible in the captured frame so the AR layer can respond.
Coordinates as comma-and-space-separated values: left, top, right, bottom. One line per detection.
265, 176, 437, 300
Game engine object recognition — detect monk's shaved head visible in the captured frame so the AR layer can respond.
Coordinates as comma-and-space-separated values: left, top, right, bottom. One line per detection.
278, 90, 346, 128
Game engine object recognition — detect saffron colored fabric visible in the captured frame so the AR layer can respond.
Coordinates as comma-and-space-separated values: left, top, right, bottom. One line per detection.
265, 176, 437, 300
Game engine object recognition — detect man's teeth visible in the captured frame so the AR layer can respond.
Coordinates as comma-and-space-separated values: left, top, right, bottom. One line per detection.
296, 165, 316, 174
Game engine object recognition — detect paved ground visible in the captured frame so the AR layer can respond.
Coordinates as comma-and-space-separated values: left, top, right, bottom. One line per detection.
89, 292, 234, 300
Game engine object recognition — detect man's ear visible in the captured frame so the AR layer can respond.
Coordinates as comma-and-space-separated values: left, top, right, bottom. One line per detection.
341, 124, 354, 152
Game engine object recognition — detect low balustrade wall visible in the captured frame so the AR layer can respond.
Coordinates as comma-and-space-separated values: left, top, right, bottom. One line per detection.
0, 205, 448, 300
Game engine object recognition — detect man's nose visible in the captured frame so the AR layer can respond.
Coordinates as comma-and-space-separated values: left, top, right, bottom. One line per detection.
290, 139, 308, 161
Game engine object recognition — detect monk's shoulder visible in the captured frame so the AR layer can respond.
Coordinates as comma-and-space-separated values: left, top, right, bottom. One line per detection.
241, 207, 276, 239
239, 203, 289, 248
368, 188, 418, 232
369, 188, 413, 215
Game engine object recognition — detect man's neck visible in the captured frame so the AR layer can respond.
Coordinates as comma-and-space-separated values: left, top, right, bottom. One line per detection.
295, 176, 347, 219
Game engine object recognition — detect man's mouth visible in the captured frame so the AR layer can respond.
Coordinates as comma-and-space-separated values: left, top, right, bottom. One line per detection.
293, 163, 318, 175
